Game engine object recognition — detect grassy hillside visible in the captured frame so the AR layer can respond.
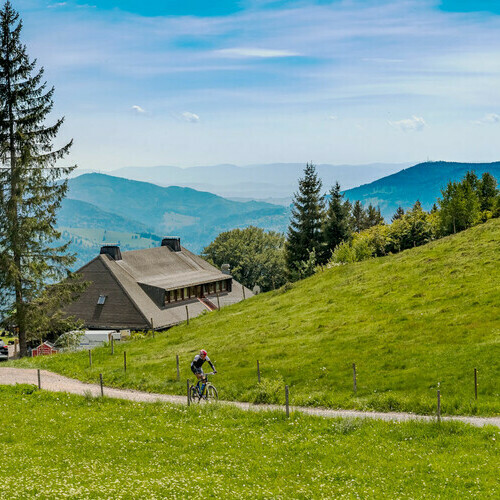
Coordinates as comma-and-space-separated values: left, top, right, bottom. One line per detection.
0, 386, 497, 498
17, 219, 500, 416
344, 161, 500, 219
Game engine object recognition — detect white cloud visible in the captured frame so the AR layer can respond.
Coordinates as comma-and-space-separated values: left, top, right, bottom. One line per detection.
389, 116, 426, 132
181, 111, 200, 123
328, 115, 337, 121
131, 105, 145, 113
215, 48, 300, 58
48, 2, 68, 8
472, 113, 500, 125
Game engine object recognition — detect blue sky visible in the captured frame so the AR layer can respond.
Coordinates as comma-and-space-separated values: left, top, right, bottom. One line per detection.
14, 0, 500, 169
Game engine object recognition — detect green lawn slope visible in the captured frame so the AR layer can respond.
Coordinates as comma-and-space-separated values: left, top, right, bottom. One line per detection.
16, 219, 500, 416
0, 386, 498, 498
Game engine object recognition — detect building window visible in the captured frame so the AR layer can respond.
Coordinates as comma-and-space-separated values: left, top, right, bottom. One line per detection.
97, 295, 106, 305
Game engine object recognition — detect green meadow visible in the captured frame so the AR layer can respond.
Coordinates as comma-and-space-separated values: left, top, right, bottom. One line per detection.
0, 385, 498, 499
15, 219, 500, 416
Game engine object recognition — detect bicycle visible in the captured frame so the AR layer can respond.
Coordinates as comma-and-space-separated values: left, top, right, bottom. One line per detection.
190, 372, 218, 403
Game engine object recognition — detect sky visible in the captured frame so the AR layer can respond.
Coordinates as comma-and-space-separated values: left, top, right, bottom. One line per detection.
13, 0, 500, 170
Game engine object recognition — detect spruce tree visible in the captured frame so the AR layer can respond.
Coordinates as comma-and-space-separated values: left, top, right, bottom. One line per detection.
323, 182, 350, 259
351, 200, 367, 232
0, 2, 77, 356
391, 206, 405, 222
366, 203, 384, 227
285, 162, 325, 275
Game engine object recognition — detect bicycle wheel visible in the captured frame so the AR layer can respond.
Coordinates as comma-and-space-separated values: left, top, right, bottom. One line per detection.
205, 385, 218, 402
189, 385, 200, 403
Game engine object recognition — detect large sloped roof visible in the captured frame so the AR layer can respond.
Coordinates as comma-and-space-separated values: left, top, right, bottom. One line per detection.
74, 244, 251, 330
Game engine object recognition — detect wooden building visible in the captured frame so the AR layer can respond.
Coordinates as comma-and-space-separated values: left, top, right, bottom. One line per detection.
64, 238, 252, 330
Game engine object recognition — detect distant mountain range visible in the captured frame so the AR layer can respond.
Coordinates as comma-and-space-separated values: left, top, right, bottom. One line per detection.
60, 161, 499, 269
71, 162, 410, 201
343, 161, 500, 219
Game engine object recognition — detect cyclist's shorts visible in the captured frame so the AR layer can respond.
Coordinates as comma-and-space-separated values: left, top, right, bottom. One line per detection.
191, 365, 203, 375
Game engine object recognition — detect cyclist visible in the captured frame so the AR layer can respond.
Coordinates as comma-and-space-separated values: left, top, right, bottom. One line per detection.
191, 349, 216, 395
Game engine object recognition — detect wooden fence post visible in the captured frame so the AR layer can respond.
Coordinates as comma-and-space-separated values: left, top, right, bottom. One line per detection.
242, 285, 246, 300
124, 351, 127, 372
474, 368, 478, 400
216, 293, 220, 310
111, 335, 114, 355
285, 385, 290, 418
437, 390, 441, 422
151, 318, 155, 338
89, 349, 92, 368
186, 306, 189, 325
352, 363, 357, 394
187, 379, 191, 406
100, 373, 104, 397
257, 360, 261, 383
37, 369, 41, 390
176, 355, 180, 381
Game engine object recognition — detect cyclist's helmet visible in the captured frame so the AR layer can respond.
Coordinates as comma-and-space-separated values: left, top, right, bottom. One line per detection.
200, 349, 207, 358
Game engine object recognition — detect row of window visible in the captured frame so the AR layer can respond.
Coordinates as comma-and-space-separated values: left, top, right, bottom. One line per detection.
165, 280, 230, 305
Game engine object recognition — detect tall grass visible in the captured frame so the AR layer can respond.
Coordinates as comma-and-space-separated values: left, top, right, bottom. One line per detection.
0, 385, 498, 499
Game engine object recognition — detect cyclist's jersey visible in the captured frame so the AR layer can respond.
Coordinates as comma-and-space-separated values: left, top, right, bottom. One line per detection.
191, 354, 214, 371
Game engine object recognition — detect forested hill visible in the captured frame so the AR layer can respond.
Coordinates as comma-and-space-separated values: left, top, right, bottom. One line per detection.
343, 161, 500, 219
60, 173, 290, 260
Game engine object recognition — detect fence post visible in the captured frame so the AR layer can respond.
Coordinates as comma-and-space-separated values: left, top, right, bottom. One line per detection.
474, 368, 478, 400
242, 285, 246, 300
257, 360, 261, 383
437, 390, 441, 422
124, 351, 127, 372
352, 363, 357, 394
216, 293, 220, 310
186, 306, 189, 325
89, 349, 92, 368
111, 335, 114, 355
187, 379, 191, 406
151, 318, 155, 338
37, 369, 41, 390
100, 373, 104, 397
285, 385, 290, 418
176, 355, 180, 381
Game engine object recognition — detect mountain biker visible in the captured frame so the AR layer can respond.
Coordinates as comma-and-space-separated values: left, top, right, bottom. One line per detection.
191, 349, 216, 394
191, 349, 216, 379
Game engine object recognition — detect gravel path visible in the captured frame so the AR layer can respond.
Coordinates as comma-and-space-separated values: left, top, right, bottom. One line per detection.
1, 367, 499, 428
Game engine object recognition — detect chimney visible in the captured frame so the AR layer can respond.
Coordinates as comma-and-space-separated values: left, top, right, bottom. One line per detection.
100, 245, 122, 261
221, 263, 231, 275
161, 237, 181, 252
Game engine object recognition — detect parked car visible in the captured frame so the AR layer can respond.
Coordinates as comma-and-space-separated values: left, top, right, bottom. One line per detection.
0, 340, 8, 361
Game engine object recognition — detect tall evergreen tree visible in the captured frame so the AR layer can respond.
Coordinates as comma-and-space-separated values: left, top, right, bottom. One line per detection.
323, 182, 350, 259
351, 200, 367, 232
478, 172, 498, 211
366, 203, 384, 227
285, 162, 325, 274
0, 2, 77, 356
391, 206, 405, 222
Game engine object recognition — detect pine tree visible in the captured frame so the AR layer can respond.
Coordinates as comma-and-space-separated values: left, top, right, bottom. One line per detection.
285, 162, 325, 275
366, 203, 384, 227
478, 172, 498, 212
391, 206, 405, 222
0, 2, 77, 356
323, 182, 350, 259
351, 200, 367, 232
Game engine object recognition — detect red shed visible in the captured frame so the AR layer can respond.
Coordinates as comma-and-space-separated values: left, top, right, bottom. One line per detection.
32, 342, 58, 357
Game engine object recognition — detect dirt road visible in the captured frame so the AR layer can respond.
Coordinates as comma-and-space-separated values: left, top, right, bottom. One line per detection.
1, 367, 499, 428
